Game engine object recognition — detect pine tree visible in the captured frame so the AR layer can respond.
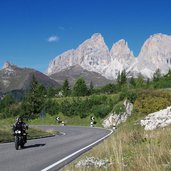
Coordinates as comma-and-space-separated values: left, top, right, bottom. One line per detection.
62, 79, 70, 96
146, 78, 150, 86
130, 76, 136, 87
153, 68, 161, 81
72, 78, 88, 96
0, 95, 15, 118
20, 75, 45, 119
117, 70, 127, 86
117, 72, 121, 85
120, 69, 127, 85
89, 81, 94, 95
47, 87, 55, 97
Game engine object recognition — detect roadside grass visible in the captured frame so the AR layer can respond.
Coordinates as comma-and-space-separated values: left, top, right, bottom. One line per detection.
0, 118, 56, 143
61, 114, 171, 171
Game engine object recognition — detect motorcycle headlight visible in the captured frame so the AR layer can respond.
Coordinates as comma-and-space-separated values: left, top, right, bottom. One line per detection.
15, 130, 21, 134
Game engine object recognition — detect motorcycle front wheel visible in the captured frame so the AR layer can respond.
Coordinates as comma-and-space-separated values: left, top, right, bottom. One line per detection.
15, 136, 19, 150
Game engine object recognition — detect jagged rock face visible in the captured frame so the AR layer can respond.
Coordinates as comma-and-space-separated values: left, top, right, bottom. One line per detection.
110, 39, 134, 63
47, 33, 171, 80
136, 33, 171, 78
76, 33, 111, 74
105, 39, 135, 79
47, 33, 110, 76
47, 50, 76, 75
47, 33, 133, 80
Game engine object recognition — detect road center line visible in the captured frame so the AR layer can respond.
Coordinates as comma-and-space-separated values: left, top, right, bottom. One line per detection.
41, 128, 113, 171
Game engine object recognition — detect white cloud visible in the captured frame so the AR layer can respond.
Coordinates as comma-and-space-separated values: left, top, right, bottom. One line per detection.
47, 36, 59, 42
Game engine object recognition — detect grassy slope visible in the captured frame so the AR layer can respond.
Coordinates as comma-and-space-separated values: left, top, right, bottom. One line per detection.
62, 113, 171, 171
1, 89, 171, 170
61, 90, 171, 171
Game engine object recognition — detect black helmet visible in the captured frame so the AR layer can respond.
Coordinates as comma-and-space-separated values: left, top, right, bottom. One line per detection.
16, 117, 23, 123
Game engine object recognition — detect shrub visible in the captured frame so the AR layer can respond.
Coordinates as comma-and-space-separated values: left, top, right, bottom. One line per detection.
127, 91, 137, 103
134, 90, 171, 114
92, 104, 111, 118
113, 102, 125, 114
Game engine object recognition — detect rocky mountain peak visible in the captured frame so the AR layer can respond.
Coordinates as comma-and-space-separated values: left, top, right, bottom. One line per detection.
90, 33, 104, 42
111, 39, 128, 52
136, 33, 171, 77
139, 33, 171, 57
76, 33, 110, 74
149, 33, 170, 40
47, 32, 171, 80
78, 33, 108, 50
0, 64, 59, 94
114, 39, 127, 46
110, 39, 134, 61
138, 33, 171, 72
47, 33, 111, 76
3, 61, 16, 70
104, 39, 135, 80
2, 62, 17, 76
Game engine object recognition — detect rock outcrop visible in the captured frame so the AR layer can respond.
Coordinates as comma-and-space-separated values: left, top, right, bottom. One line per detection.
102, 100, 133, 129
76, 157, 110, 169
140, 106, 171, 130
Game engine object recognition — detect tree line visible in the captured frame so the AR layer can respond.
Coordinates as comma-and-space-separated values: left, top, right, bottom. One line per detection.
0, 68, 170, 120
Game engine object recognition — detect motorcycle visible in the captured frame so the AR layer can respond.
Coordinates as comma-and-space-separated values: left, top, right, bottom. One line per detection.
13, 128, 27, 150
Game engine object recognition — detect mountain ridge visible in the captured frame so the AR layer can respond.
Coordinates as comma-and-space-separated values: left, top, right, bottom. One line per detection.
47, 33, 171, 80
0, 62, 60, 94
50, 64, 113, 87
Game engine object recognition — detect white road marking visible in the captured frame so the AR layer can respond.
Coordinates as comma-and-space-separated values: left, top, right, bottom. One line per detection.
41, 129, 113, 171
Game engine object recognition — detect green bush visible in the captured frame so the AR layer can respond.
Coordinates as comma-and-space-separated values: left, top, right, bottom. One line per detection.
91, 104, 111, 118
119, 89, 137, 103
113, 102, 125, 114
127, 91, 137, 103
45, 95, 119, 119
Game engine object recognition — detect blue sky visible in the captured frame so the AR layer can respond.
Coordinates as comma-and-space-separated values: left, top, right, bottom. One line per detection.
0, 0, 171, 72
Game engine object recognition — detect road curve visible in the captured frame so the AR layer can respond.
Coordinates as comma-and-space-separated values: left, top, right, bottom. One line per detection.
0, 126, 112, 171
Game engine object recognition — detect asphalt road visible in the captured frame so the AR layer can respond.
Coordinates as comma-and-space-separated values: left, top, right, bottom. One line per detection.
0, 126, 112, 171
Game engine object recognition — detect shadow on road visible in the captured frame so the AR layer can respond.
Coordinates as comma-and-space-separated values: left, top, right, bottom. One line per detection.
24, 143, 46, 149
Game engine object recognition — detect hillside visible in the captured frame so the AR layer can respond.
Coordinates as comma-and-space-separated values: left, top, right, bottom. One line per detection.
50, 65, 113, 87
0, 62, 60, 94
62, 89, 171, 171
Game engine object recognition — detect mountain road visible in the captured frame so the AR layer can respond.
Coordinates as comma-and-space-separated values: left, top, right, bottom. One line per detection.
0, 126, 112, 171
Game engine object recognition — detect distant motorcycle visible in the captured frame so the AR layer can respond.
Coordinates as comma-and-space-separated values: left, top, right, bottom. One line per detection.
13, 127, 27, 150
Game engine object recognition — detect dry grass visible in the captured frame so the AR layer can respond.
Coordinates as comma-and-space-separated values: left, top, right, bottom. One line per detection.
62, 116, 171, 171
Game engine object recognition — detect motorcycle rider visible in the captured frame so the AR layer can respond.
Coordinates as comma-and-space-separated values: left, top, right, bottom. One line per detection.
13, 117, 28, 143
